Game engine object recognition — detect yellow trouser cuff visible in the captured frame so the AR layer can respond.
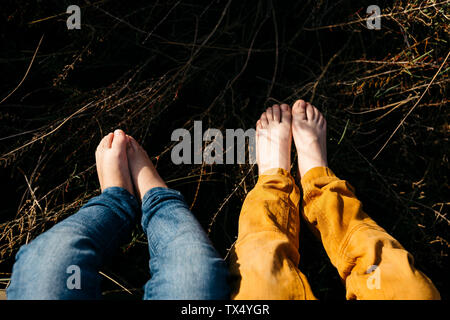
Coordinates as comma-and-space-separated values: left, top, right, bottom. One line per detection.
230, 165, 441, 300
300, 166, 336, 195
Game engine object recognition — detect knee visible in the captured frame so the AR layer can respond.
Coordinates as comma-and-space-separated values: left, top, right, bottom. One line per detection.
7, 227, 98, 299
14, 225, 91, 268
398, 276, 441, 300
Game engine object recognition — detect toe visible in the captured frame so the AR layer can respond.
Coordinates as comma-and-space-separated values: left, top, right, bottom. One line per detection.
260, 112, 269, 127
127, 135, 136, 147
280, 104, 291, 123
317, 114, 324, 126
306, 103, 315, 121
312, 105, 320, 121
315, 107, 325, 123
97, 133, 113, 153
125, 135, 133, 152
112, 129, 128, 152
318, 115, 326, 128
292, 100, 307, 120
272, 105, 281, 122
266, 107, 273, 121
256, 119, 262, 130
105, 132, 114, 148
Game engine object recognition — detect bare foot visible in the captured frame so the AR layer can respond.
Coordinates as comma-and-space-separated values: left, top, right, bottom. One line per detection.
292, 99, 328, 178
256, 104, 292, 175
95, 129, 135, 196
126, 136, 167, 200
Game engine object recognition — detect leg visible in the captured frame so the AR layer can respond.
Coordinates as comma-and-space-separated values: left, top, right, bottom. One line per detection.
229, 105, 316, 300
292, 99, 440, 300
126, 137, 229, 300
7, 130, 139, 299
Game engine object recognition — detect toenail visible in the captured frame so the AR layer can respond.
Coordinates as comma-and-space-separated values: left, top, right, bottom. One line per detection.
114, 129, 124, 136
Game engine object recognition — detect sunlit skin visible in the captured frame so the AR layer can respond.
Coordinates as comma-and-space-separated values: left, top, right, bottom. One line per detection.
95, 129, 134, 196
126, 135, 167, 200
95, 129, 167, 201
291, 99, 328, 178
256, 104, 292, 175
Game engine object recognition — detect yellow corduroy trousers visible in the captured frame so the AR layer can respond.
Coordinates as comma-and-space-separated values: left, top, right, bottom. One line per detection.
229, 167, 440, 300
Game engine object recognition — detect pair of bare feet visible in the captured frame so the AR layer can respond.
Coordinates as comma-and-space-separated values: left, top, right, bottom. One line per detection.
256, 99, 327, 178
95, 99, 327, 198
95, 130, 166, 200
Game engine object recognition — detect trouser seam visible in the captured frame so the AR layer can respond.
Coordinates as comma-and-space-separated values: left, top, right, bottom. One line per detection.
292, 266, 307, 300
302, 188, 338, 256
337, 223, 385, 276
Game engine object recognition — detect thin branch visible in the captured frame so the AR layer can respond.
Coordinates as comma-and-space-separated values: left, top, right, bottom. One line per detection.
373, 50, 450, 159
0, 35, 44, 105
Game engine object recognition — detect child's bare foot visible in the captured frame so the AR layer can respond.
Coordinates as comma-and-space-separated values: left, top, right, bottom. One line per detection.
292, 100, 328, 178
95, 129, 135, 196
256, 104, 292, 175
126, 136, 167, 200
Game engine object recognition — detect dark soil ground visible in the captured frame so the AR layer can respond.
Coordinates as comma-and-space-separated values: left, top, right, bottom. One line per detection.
0, 0, 448, 299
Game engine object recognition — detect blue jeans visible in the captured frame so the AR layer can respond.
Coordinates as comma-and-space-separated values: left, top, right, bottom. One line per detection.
7, 187, 229, 300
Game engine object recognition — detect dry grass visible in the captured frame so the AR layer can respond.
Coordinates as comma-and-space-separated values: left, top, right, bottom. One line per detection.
0, 0, 448, 299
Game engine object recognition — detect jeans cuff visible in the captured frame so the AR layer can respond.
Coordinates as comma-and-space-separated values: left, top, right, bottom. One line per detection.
141, 187, 184, 206
101, 186, 138, 202
97, 186, 140, 221
141, 187, 186, 229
